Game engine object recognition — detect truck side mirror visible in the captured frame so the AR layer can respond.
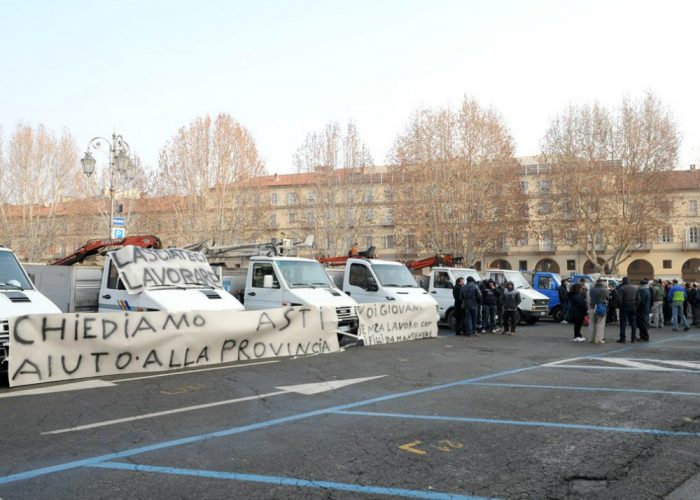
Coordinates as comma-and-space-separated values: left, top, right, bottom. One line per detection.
263, 275, 274, 288
364, 278, 379, 292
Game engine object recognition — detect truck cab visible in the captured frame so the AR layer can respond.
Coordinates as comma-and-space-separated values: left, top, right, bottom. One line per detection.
341, 258, 439, 315
484, 269, 549, 324
531, 272, 563, 321
421, 267, 481, 329
98, 253, 245, 313
0, 248, 61, 374
244, 256, 359, 336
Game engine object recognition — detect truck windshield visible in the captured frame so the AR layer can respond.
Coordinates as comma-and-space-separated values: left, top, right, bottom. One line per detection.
276, 260, 333, 288
0, 252, 33, 290
372, 264, 417, 287
503, 271, 531, 289
452, 270, 480, 282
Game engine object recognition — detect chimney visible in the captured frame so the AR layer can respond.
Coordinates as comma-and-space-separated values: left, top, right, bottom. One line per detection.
690, 164, 696, 171
273, 173, 279, 181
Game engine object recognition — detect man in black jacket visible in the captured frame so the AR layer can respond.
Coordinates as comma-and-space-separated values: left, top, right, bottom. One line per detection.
460, 276, 482, 337
558, 278, 570, 323
617, 277, 641, 343
452, 277, 465, 335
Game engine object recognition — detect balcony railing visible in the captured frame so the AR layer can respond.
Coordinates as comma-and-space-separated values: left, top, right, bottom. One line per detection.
491, 243, 510, 255
632, 241, 652, 251
538, 241, 557, 253
683, 240, 700, 250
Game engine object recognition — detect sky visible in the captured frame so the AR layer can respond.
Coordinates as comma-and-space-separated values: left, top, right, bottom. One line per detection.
1, 0, 699, 174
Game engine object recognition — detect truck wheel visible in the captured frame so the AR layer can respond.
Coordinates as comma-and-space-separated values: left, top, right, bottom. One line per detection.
526, 317, 539, 325
515, 309, 522, 325
447, 309, 456, 330
552, 307, 564, 323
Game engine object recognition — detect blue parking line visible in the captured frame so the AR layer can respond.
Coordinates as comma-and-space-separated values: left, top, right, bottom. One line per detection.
1, 333, 697, 486
543, 365, 700, 374
334, 410, 700, 437
87, 462, 500, 500
466, 382, 700, 397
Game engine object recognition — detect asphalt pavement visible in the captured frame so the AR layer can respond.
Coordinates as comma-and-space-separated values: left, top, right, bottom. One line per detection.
1, 320, 699, 499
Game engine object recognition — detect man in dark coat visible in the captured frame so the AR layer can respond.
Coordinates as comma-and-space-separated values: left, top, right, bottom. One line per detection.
617, 277, 641, 343
558, 278, 570, 323
637, 279, 651, 341
460, 276, 482, 337
452, 277, 465, 335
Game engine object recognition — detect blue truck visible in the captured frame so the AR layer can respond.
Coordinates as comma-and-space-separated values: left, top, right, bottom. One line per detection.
530, 272, 565, 322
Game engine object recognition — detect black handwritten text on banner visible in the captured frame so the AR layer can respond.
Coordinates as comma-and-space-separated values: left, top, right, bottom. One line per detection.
8, 306, 340, 387
355, 302, 438, 345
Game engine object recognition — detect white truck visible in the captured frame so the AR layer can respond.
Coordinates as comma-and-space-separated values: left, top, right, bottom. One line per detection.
482, 269, 549, 324
26, 247, 245, 314
241, 256, 359, 339
327, 258, 439, 317
418, 267, 481, 329
0, 248, 62, 374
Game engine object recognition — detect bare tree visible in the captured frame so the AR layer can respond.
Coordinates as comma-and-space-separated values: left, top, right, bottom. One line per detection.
293, 120, 375, 256
388, 96, 524, 265
0, 123, 82, 260
155, 113, 268, 246
540, 92, 680, 273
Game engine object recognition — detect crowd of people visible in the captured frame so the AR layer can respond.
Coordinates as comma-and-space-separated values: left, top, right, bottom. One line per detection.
557, 277, 700, 344
451, 275, 700, 344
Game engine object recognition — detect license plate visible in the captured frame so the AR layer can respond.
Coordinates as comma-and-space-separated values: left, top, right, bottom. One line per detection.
339, 325, 351, 332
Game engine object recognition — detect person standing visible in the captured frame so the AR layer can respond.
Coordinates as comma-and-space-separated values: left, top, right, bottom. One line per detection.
502, 281, 521, 336
617, 277, 640, 343
460, 276, 482, 337
481, 280, 499, 333
637, 279, 651, 341
452, 277, 465, 336
588, 279, 609, 344
558, 278, 570, 324
663, 281, 672, 326
607, 283, 620, 326
649, 280, 665, 328
692, 283, 700, 327
668, 279, 690, 332
567, 283, 588, 342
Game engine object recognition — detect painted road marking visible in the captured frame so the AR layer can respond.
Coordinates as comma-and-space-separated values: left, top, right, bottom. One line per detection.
399, 439, 464, 455
111, 360, 280, 382
469, 382, 700, 397
0, 380, 116, 399
335, 410, 700, 437
543, 356, 700, 373
87, 462, 500, 500
3, 333, 698, 486
42, 376, 385, 435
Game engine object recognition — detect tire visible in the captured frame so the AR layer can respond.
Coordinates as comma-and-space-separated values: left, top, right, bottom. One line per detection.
552, 307, 564, 323
447, 309, 456, 330
515, 309, 522, 325
526, 316, 539, 325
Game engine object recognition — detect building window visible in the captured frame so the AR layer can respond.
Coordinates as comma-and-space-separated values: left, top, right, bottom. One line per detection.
366, 208, 374, 221
365, 189, 374, 202
270, 213, 277, 227
519, 180, 528, 193
383, 209, 393, 225
663, 259, 672, 269
538, 180, 551, 193
688, 226, 699, 243
306, 211, 314, 226
270, 192, 278, 205
567, 259, 576, 271
365, 235, 373, 248
384, 234, 395, 249
689, 200, 698, 216
515, 233, 528, 247
288, 211, 296, 224
307, 191, 316, 203
538, 203, 551, 215
518, 260, 528, 271
286, 191, 298, 205
384, 187, 394, 202
660, 227, 673, 243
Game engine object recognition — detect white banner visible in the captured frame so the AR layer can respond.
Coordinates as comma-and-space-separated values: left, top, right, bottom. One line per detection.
8, 306, 340, 387
355, 302, 438, 345
110, 246, 222, 294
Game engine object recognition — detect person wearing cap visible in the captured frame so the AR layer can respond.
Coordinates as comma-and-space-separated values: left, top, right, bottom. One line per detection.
617, 277, 640, 343
668, 279, 690, 332
588, 279, 609, 344
452, 277, 465, 336
637, 279, 651, 341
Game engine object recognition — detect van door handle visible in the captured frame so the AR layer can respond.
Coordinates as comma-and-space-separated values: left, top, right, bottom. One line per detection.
102, 294, 111, 299
248, 291, 256, 296
431, 291, 437, 293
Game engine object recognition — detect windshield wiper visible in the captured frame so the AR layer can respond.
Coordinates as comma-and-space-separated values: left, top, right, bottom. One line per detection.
183, 282, 216, 289
0, 283, 24, 291
401, 284, 417, 288
291, 283, 315, 288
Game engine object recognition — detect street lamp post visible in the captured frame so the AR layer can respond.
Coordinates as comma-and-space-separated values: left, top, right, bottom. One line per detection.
81, 133, 134, 239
